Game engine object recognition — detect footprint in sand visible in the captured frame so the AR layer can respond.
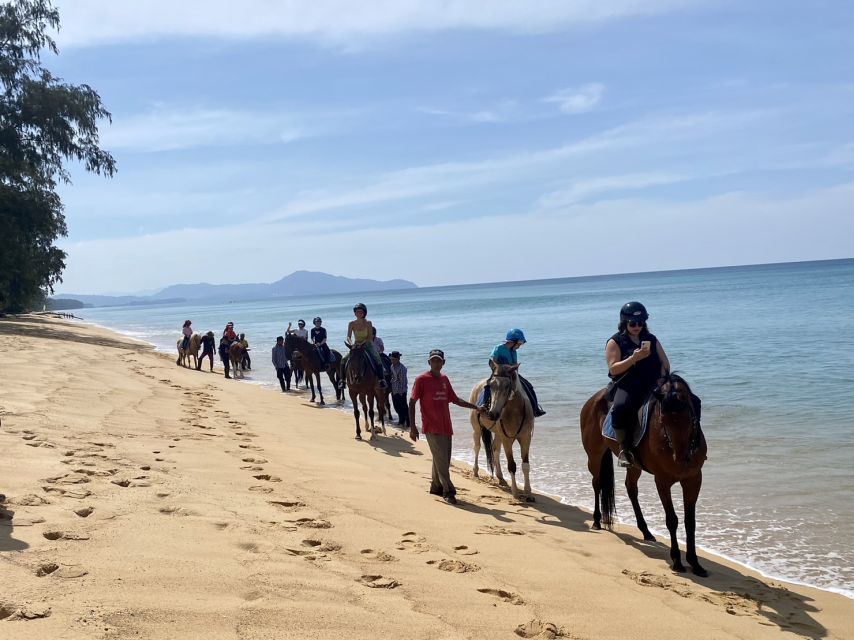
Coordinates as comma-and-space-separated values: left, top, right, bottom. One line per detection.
478, 494, 503, 506
361, 549, 398, 562
357, 575, 400, 589
478, 588, 525, 605
44, 473, 90, 485
74, 507, 94, 518
303, 539, 342, 552
269, 500, 306, 510
42, 487, 91, 499
514, 620, 565, 639
395, 531, 430, 553
110, 479, 131, 487
621, 570, 760, 617
249, 486, 274, 493
475, 525, 525, 536
35, 562, 60, 577
253, 474, 282, 482
453, 545, 479, 556
291, 518, 333, 529
238, 444, 263, 451
242, 457, 268, 464
235, 431, 257, 437
241, 465, 265, 471
427, 558, 480, 573
43, 530, 91, 541
12, 494, 51, 506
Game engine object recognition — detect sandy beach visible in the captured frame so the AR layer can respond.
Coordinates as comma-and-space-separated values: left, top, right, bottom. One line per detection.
0, 315, 851, 639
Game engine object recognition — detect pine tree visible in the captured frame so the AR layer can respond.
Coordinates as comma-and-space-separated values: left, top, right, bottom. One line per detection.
0, 0, 115, 312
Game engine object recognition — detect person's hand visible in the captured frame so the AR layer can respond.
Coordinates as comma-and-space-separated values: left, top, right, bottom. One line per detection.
409, 425, 419, 442
632, 347, 650, 362
476, 405, 487, 414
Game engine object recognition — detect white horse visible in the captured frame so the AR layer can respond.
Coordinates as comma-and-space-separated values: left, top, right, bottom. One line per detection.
469, 361, 536, 501
176, 333, 201, 369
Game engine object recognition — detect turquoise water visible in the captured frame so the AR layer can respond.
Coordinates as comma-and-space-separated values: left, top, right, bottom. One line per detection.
79, 259, 854, 597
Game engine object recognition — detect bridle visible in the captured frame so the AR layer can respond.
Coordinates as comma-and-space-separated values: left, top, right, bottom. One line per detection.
478, 371, 529, 440
654, 382, 701, 464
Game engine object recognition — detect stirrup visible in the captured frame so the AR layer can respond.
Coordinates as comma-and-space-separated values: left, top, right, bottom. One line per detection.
617, 448, 635, 468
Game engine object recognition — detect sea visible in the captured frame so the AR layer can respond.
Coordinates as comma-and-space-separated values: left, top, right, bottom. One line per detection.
76, 258, 854, 598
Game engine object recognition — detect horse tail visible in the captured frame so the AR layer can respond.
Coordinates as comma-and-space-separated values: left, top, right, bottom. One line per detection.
599, 449, 616, 529
481, 427, 494, 476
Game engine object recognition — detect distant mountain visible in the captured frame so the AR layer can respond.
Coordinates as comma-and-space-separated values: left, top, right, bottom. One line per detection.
56, 271, 417, 308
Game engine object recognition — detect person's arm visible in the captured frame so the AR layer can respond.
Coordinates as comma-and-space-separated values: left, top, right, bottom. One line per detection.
606, 338, 648, 377
447, 379, 482, 412
408, 397, 419, 441
656, 341, 670, 377
345, 321, 354, 345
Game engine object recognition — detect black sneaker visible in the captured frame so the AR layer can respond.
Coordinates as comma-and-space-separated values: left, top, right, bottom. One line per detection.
617, 449, 635, 468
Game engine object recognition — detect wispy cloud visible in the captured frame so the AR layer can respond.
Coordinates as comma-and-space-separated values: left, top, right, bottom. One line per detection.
103, 105, 311, 152
544, 83, 605, 114
537, 172, 690, 208
417, 99, 520, 124
54, 1, 706, 48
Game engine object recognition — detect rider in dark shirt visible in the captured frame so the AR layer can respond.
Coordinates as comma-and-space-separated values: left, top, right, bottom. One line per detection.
311, 317, 331, 370
197, 331, 215, 372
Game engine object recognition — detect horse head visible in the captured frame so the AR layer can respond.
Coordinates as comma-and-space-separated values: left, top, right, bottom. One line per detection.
652, 373, 700, 466
486, 360, 520, 422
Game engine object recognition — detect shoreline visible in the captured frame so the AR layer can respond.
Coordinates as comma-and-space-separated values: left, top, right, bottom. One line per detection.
77, 315, 854, 602
2, 315, 851, 639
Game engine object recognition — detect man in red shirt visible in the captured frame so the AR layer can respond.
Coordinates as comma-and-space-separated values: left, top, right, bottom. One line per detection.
409, 349, 482, 505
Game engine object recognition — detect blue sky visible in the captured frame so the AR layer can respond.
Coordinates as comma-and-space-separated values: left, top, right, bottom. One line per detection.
50, 0, 854, 294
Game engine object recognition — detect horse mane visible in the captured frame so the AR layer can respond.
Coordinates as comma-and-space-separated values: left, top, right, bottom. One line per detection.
662, 371, 693, 397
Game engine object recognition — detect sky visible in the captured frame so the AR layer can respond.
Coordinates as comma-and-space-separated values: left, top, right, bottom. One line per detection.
48, 0, 854, 295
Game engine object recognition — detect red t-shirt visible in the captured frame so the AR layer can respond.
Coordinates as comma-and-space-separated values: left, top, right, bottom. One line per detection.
410, 372, 459, 436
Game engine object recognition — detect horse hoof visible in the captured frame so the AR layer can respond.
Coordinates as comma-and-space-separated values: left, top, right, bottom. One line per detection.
319, 401, 325, 406
355, 434, 362, 441
643, 532, 656, 542
592, 522, 602, 531
691, 565, 708, 577
498, 480, 509, 488
673, 562, 687, 573
525, 495, 536, 503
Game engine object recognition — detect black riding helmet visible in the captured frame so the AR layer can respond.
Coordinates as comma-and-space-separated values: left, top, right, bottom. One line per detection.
313, 317, 322, 323
353, 303, 367, 316
620, 301, 649, 321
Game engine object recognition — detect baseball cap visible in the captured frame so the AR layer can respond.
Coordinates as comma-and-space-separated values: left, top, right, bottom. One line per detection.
427, 349, 445, 362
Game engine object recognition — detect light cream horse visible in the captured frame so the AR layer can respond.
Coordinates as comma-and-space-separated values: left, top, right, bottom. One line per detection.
469, 361, 536, 501
229, 342, 247, 379
176, 333, 201, 369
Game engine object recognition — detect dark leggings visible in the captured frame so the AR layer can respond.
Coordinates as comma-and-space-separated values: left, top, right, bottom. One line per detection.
242, 353, 251, 370
198, 351, 214, 370
219, 349, 230, 377
611, 386, 703, 435
276, 366, 291, 391
392, 393, 410, 426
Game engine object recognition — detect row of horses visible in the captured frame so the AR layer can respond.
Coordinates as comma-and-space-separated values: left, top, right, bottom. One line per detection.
178, 333, 707, 576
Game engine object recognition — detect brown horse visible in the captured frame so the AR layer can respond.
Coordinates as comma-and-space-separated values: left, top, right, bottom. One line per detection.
284, 334, 341, 405
580, 373, 708, 575
176, 333, 201, 368
469, 362, 536, 501
344, 343, 386, 441
228, 342, 246, 379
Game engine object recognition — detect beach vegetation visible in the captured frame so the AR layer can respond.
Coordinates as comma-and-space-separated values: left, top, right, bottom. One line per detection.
0, 0, 115, 313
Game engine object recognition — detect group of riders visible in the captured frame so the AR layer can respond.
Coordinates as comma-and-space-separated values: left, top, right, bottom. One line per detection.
180, 299, 699, 468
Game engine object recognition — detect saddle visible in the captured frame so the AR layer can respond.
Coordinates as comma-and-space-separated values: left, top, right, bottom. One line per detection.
601, 396, 654, 448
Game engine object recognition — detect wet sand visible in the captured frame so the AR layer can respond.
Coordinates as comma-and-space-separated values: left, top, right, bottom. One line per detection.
0, 315, 851, 639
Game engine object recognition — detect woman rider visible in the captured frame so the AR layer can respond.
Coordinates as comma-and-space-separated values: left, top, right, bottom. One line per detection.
339, 303, 387, 389
311, 317, 332, 370
480, 329, 546, 417
606, 301, 671, 467
181, 320, 193, 351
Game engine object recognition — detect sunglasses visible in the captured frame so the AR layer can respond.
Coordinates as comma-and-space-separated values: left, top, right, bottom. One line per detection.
627, 320, 645, 328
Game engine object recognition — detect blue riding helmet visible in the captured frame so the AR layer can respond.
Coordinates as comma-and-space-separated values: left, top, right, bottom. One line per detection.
505, 328, 526, 343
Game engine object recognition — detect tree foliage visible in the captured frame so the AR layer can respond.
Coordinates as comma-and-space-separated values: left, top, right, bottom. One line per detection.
0, 0, 115, 312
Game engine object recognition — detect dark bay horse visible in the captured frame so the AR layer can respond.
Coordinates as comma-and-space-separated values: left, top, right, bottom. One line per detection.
580, 373, 708, 575
328, 348, 344, 402
285, 334, 337, 405
344, 343, 386, 441
469, 362, 536, 501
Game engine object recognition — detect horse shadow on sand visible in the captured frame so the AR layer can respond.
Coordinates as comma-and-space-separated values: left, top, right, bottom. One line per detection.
363, 431, 425, 459
0, 499, 30, 552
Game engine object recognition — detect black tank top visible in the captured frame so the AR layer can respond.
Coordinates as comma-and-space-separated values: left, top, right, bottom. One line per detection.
608, 331, 661, 395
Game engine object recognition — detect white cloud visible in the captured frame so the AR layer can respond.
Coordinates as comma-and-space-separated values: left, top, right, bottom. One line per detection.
103, 105, 308, 152
544, 83, 605, 114
538, 172, 690, 208
54, 1, 706, 48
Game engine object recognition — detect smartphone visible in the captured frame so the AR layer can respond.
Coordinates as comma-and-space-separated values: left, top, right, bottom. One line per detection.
641, 340, 651, 350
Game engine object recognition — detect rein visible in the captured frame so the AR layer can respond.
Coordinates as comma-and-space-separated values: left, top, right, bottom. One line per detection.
654, 391, 701, 464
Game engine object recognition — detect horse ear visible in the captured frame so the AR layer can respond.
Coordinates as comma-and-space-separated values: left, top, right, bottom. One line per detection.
509, 364, 520, 372
489, 359, 497, 372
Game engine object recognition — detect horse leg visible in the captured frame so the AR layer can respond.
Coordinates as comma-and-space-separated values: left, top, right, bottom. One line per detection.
626, 466, 655, 541
493, 436, 508, 487
502, 439, 520, 499
351, 391, 362, 440
519, 431, 534, 502
681, 472, 707, 576
655, 475, 685, 572
471, 420, 481, 478
316, 372, 324, 406
366, 394, 375, 440
308, 375, 316, 402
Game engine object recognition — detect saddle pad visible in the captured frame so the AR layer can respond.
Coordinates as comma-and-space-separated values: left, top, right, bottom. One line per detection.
601, 399, 652, 448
